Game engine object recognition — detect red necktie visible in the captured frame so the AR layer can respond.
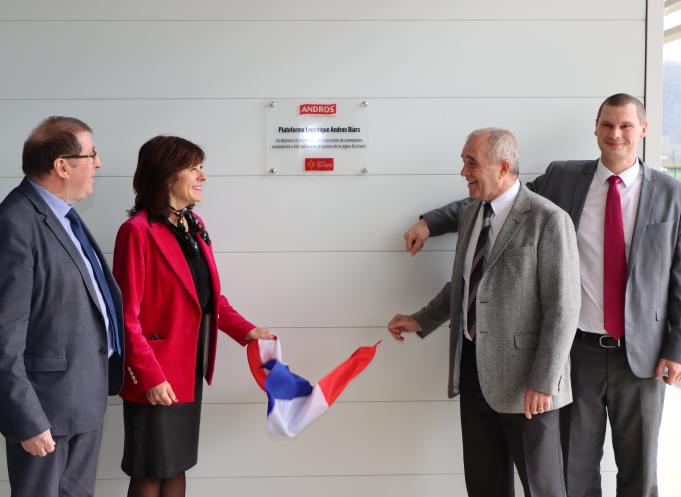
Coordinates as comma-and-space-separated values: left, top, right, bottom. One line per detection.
603, 176, 626, 339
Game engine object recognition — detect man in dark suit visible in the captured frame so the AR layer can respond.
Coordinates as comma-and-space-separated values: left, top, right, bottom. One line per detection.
403, 94, 681, 497
0, 116, 124, 497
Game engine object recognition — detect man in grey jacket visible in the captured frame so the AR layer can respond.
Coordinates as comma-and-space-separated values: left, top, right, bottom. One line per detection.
404, 94, 681, 497
389, 128, 580, 497
0, 117, 124, 497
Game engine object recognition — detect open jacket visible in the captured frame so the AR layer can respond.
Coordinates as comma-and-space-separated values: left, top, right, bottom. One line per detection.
414, 185, 581, 413
113, 209, 254, 404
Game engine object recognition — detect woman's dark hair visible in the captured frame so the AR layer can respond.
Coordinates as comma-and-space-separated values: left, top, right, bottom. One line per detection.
130, 135, 205, 217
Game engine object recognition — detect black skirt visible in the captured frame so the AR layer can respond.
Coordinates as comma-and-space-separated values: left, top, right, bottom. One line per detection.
121, 372, 203, 478
121, 314, 210, 479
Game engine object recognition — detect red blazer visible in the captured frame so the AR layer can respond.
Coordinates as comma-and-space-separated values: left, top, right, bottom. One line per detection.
112, 210, 255, 404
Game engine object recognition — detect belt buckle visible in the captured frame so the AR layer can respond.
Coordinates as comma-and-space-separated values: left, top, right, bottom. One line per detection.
598, 335, 620, 348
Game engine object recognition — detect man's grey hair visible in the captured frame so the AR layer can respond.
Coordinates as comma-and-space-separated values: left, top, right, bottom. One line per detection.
466, 127, 520, 175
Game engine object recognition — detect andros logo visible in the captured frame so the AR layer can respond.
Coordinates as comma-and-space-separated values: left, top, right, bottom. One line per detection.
299, 104, 336, 115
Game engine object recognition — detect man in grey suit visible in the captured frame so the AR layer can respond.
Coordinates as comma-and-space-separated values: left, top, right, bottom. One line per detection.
389, 128, 581, 497
0, 116, 124, 497
404, 94, 681, 497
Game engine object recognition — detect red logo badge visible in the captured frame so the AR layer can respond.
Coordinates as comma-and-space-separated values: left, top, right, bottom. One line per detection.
305, 158, 334, 171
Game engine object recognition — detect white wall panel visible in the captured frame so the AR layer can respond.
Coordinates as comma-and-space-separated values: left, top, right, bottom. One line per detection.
205, 326, 450, 403
659, 388, 681, 495
88, 473, 620, 497
92, 251, 456, 330
0, 172, 538, 255
0, 99, 267, 178
0, 402, 619, 481
73, 175, 466, 253
216, 251, 455, 328
0, 0, 644, 21
0, 98, 604, 178
91, 402, 463, 479
0, 21, 643, 99
92, 475, 469, 497
0, 1, 650, 496
0, 177, 464, 254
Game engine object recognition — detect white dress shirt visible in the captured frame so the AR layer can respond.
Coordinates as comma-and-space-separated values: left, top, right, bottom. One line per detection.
461, 179, 521, 340
576, 159, 642, 334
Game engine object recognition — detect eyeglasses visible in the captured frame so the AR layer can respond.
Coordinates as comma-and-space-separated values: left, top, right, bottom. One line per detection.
59, 150, 97, 160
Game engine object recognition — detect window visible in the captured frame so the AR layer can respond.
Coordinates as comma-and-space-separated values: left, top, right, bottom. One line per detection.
662, 0, 681, 178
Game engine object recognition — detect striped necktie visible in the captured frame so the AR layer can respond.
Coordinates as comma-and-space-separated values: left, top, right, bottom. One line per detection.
467, 202, 493, 341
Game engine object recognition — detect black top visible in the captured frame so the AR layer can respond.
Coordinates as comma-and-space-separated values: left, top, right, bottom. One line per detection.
149, 213, 213, 312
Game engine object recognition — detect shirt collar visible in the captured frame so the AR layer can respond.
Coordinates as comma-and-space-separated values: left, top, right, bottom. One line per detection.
596, 158, 641, 188
27, 178, 72, 219
489, 178, 520, 214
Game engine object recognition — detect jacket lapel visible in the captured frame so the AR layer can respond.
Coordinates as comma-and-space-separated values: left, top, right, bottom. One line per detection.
569, 160, 598, 229
485, 184, 532, 269
626, 161, 654, 279
18, 179, 102, 308
148, 222, 200, 305
458, 201, 482, 256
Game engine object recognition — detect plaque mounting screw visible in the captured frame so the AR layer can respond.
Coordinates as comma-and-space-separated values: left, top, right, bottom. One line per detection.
269, 101, 277, 108
360, 167, 369, 175
269, 168, 278, 175
361, 101, 368, 107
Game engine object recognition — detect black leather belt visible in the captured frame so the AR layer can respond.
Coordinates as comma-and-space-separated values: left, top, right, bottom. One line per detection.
576, 329, 624, 348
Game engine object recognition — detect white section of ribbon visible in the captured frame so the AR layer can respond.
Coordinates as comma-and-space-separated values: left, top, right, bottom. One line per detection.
258, 337, 283, 365
267, 385, 329, 437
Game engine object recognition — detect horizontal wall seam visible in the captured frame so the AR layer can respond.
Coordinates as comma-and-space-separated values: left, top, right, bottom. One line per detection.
0, 470, 622, 482
107, 399, 461, 406
0, 18, 645, 23
0, 95, 643, 102
97, 250, 456, 256
0, 173, 547, 179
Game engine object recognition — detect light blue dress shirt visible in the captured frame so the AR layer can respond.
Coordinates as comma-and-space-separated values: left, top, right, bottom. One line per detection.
28, 179, 114, 357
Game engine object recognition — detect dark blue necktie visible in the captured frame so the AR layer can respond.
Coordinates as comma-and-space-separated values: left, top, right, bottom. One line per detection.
66, 208, 122, 356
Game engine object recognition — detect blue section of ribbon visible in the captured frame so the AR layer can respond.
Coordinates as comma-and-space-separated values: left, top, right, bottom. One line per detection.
263, 359, 313, 415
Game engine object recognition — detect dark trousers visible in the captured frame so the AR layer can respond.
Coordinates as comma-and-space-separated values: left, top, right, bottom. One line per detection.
6, 428, 102, 497
562, 335, 665, 497
460, 338, 566, 497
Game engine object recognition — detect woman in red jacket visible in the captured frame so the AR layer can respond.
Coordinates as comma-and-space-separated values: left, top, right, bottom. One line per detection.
113, 136, 274, 497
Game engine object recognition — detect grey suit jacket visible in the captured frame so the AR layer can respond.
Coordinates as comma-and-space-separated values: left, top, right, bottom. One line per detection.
414, 184, 581, 413
423, 160, 681, 378
0, 178, 124, 443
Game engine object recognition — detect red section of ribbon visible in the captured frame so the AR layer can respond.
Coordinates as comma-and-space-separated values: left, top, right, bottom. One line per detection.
247, 340, 268, 391
318, 341, 381, 406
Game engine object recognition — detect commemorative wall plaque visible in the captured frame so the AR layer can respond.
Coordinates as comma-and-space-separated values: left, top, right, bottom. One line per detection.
266, 99, 370, 174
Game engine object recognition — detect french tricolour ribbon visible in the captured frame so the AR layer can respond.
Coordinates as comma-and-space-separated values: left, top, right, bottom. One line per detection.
247, 338, 380, 437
